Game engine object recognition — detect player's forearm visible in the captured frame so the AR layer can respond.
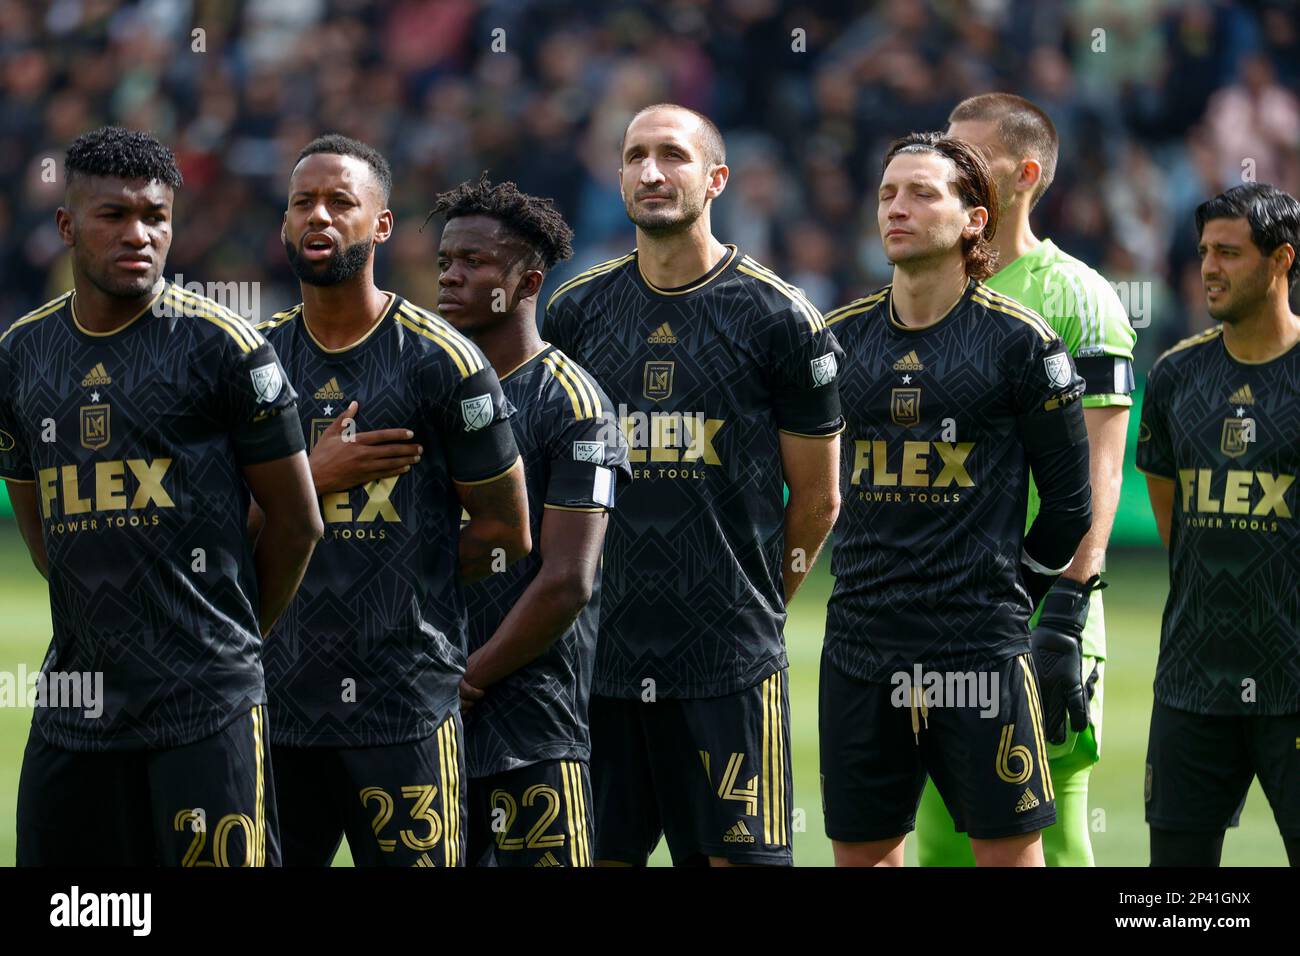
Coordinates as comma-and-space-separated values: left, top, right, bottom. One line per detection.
464, 567, 593, 689
456, 462, 531, 581
6, 482, 49, 579
247, 500, 266, 543
253, 514, 321, 635
781, 488, 839, 602
1061, 473, 1120, 581
459, 517, 530, 582
1022, 403, 1092, 572
1063, 408, 1128, 582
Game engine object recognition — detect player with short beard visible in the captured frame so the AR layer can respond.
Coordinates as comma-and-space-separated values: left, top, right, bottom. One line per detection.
544, 104, 845, 866
1137, 183, 1300, 867
0, 127, 321, 866
256, 135, 531, 866
821, 133, 1092, 867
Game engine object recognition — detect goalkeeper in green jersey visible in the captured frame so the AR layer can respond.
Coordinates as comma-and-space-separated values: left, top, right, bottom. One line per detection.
912, 94, 1137, 867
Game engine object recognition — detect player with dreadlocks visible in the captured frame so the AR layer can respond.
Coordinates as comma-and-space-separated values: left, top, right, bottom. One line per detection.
429, 174, 630, 867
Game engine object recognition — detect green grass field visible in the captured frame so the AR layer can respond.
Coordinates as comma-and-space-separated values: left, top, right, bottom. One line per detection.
0, 530, 1288, 866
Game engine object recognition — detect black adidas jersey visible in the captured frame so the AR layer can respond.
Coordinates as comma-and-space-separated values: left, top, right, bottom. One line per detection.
0, 284, 303, 751
464, 345, 631, 777
257, 294, 519, 747
543, 246, 843, 699
1137, 327, 1300, 715
823, 281, 1086, 681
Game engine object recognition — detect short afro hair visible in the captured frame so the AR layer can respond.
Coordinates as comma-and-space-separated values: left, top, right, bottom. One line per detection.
65, 126, 183, 190
425, 173, 575, 271
294, 134, 393, 204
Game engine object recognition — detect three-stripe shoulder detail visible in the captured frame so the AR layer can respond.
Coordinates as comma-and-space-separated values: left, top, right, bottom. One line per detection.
825, 288, 889, 327
395, 302, 485, 378
255, 304, 302, 333
737, 256, 826, 332
541, 350, 604, 420
164, 286, 265, 353
971, 285, 1054, 343
0, 291, 73, 344
545, 253, 636, 311
1156, 326, 1222, 363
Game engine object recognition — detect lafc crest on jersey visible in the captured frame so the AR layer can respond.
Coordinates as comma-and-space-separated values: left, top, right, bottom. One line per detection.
1222, 386, 1257, 458
310, 419, 332, 450
891, 387, 921, 427
1221, 417, 1256, 458
643, 361, 674, 401
80, 403, 110, 451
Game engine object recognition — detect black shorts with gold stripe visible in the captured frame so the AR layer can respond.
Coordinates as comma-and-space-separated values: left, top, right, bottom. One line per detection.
467, 759, 593, 867
17, 705, 277, 867
819, 650, 1057, 842
589, 668, 793, 866
271, 709, 466, 867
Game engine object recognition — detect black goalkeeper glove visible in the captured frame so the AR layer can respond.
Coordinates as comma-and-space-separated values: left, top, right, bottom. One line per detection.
1030, 575, 1105, 745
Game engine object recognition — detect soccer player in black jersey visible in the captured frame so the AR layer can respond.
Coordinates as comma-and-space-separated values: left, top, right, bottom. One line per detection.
427, 175, 631, 867
821, 133, 1092, 867
1137, 183, 1300, 867
0, 127, 322, 866
256, 137, 530, 867
544, 104, 844, 866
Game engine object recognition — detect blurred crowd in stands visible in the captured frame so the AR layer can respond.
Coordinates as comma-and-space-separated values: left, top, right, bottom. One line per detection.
1, 0, 1297, 370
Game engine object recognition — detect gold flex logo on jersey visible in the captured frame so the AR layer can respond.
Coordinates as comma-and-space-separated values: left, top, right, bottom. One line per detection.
81, 363, 112, 387
647, 322, 677, 344
321, 477, 401, 539
1178, 468, 1293, 527
621, 410, 723, 474
37, 458, 174, 524
314, 377, 345, 401
849, 439, 975, 506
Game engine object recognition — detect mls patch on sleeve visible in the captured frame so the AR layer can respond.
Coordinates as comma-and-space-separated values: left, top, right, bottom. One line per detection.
593, 465, 615, 507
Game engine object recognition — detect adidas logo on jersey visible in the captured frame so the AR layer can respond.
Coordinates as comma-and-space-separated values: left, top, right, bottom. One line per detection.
81, 362, 112, 386
1015, 788, 1040, 814
723, 820, 756, 844
534, 851, 563, 867
892, 350, 924, 372
314, 377, 345, 400
647, 322, 677, 344
1228, 384, 1255, 405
